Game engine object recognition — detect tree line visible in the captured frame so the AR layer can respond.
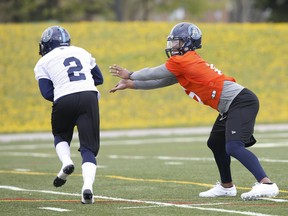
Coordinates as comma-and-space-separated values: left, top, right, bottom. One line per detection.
0, 0, 287, 23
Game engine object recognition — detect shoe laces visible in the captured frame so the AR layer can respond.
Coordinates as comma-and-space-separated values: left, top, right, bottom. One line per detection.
252, 182, 261, 189
214, 181, 222, 187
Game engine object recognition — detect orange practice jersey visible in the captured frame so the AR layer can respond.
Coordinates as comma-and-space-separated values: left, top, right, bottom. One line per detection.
165, 51, 236, 111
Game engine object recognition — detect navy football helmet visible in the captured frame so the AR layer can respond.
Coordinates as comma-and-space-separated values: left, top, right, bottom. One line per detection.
39, 26, 71, 56
165, 22, 202, 58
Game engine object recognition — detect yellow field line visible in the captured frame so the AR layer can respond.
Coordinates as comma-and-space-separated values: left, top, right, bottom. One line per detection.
106, 175, 288, 193
1, 170, 287, 193
106, 175, 213, 187
0, 170, 81, 177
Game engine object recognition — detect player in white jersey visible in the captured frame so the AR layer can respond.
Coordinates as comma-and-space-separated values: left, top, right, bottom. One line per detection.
34, 26, 103, 204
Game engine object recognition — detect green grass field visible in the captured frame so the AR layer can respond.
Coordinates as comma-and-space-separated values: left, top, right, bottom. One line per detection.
0, 126, 288, 215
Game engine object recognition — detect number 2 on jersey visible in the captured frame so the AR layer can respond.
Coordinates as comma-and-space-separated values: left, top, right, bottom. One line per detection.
63, 57, 86, 81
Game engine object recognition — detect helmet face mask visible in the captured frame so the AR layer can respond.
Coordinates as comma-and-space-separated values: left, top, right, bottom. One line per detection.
39, 26, 71, 56
166, 39, 185, 56
165, 22, 202, 58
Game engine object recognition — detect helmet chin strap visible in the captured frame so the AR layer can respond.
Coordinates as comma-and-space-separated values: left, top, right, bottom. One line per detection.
183, 47, 189, 52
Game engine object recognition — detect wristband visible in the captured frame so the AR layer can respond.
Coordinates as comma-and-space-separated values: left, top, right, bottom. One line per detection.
128, 72, 134, 78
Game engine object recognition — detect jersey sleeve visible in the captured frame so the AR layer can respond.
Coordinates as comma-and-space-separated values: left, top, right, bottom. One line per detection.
91, 65, 104, 86
165, 56, 183, 76
38, 78, 54, 102
134, 76, 178, 89
90, 56, 97, 69
34, 60, 50, 81
130, 64, 175, 81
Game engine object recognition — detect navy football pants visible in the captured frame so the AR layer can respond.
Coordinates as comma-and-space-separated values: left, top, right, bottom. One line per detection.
207, 88, 267, 183
51, 91, 100, 158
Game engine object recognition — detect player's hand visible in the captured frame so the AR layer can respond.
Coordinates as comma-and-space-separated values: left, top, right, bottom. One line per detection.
109, 79, 134, 93
109, 64, 131, 79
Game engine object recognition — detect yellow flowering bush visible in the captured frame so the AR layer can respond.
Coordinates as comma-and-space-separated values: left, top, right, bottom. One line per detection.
0, 22, 287, 133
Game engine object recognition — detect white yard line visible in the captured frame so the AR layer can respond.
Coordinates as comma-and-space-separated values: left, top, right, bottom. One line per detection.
1, 124, 288, 142
0, 185, 279, 216
0, 150, 287, 163
119, 202, 231, 209
259, 198, 288, 203
107, 155, 288, 163
252, 143, 288, 148
0, 138, 287, 148
38, 207, 71, 212
0, 152, 54, 158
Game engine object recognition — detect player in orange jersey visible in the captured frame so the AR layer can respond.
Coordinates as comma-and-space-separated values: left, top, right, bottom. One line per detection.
109, 22, 279, 200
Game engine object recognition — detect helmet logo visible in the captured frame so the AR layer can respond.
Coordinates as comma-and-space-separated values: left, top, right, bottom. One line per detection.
189, 25, 201, 40
58, 27, 67, 43
41, 28, 53, 42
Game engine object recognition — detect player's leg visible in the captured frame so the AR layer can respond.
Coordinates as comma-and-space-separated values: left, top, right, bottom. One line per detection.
80, 146, 97, 204
51, 95, 77, 187
199, 114, 237, 197
53, 140, 75, 187
77, 91, 100, 204
225, 88, 279, 200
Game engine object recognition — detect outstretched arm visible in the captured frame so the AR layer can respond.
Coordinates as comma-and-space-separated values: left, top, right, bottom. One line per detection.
109, 64, 176, 80
109, 64, 178, 93
110, 76, 178, 93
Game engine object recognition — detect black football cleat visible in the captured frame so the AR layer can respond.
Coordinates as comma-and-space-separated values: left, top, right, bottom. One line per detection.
53, 164, 74, 187
63, 164, 75, 175
81, 189, 94, 204
53, 177, 67, 187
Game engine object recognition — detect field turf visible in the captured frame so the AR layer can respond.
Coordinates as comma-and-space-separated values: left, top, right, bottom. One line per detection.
0, 126, 287, 215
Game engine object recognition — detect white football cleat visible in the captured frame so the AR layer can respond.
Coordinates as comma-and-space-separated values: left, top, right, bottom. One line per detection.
241, 182, 279, 201
199, 182, 237, 197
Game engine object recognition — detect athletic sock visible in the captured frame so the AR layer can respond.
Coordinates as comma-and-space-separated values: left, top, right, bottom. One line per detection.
55, 141, 74, 179
82, 162, 97, 191
55, 141, 74, 166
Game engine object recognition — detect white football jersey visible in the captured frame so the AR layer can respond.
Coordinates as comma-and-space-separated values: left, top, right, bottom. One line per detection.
34, 46, 99, 101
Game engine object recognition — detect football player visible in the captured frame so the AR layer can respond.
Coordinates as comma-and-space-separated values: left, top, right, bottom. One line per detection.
109, 22, 279, 200
34, 26, 103, 204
